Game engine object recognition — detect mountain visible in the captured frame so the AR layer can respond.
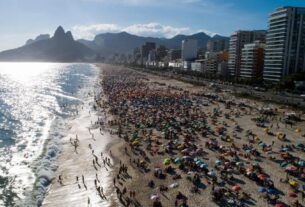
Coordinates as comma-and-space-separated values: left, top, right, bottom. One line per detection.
0, 26, 96, 62
78, 32, 229, 57
26, 34, 50, 45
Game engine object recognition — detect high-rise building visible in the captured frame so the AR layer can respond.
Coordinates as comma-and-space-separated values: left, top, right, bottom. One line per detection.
156, 45, 168, 61
228, 30, 266, 78
240, 41, 265, 79
148, 50, 156, 62
263, 7, 305, 81
182, 39, 198, 61
141, 42, 156, 63
207, 39, 229, 52
168, 49, 181, 61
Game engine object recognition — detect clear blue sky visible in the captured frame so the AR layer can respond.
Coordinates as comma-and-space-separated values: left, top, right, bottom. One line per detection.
0, 0, 305, 51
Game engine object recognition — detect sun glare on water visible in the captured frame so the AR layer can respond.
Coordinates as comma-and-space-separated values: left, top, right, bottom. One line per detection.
0, 62, 58, 86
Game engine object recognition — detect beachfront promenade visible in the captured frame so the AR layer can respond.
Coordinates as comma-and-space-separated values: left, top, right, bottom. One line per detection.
45, 64, 305, 207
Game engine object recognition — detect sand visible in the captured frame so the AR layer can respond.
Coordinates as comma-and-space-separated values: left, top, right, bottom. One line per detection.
42, 71, 119, 207
43, 64, 305, 207
105, 65, 305, 207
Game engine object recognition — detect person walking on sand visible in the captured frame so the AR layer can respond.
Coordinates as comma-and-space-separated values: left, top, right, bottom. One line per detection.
58, 175, 63, 185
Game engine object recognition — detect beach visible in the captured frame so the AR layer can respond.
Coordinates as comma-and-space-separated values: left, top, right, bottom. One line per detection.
43, 67, 118, 207
44, 64, 305, 207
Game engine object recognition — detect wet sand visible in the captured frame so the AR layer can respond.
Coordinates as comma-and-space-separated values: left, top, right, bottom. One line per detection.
43, 75, 118, 207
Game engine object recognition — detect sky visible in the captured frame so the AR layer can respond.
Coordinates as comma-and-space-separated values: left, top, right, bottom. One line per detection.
0, 0, 305, 51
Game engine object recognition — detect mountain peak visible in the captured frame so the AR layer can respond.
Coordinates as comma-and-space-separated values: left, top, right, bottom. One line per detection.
65, 31, 74, 41
53, 26, 66, 39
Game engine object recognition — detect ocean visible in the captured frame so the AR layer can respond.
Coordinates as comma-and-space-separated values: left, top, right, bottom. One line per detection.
0, 63, 98, 206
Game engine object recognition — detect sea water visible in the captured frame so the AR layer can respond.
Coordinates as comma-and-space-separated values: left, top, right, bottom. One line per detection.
0, 62, 98, 206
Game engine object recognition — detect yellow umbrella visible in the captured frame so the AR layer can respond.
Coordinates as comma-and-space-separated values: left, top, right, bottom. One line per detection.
295, 128, 301, 133
289, 180, 298, 188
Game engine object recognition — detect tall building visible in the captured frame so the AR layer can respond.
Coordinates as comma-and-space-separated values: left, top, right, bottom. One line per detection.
182, 39, 198, 61
156, 45, 168, 61
240, 41, 265, 79
264, 7, 305, 81
168, 49, 181, 61
141, 42, 156, 63
148, 50, 156, 62
228, 30, 266, 78
207, 39, 229, 52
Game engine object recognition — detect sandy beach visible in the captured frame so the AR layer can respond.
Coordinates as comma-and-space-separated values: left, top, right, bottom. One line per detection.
43, 64, 305, 207
43, 70, 118, 207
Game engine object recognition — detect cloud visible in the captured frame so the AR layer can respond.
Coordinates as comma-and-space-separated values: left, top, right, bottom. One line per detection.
81, 0, 205, 6
71, 23, 191, 39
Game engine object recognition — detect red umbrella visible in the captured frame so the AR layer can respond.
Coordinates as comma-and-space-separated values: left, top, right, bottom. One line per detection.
258, 174, 268, 181
288, 192, 297, 198
232, 185, 241, 192
275, 203, 286, 207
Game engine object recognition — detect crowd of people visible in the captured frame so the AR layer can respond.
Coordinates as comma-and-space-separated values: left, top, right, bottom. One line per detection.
99, 66, 305, 207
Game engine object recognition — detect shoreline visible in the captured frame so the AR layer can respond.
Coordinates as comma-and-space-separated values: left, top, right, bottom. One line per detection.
42, 64, 119, 207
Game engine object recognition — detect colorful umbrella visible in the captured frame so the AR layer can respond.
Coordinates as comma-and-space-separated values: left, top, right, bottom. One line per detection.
232, 185, 241, 192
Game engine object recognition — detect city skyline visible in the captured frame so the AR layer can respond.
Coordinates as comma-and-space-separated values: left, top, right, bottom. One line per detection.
1, 0, 305, 51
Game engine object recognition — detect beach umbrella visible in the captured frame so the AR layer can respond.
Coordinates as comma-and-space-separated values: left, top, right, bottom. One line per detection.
215, 160, 222, 165
289, 180, 298, 188
288, 192, 297, 198
275, 203, 286, 207
296, 143, 304, 148
280, 162, 288, 168
298, 161, 305, 167
267, 188, 277, 195
150, 194, 160, 201
163, 158, 171, 165
208, 171, 216, 177
200, 163, 208, 169
259, 142, 266, 148
286, 166, 298, 172
132, 140, 139, 146
258, 187, 267, 193
258, 174, 268, 181
174, 158, 182, 164
295, 128, 301, 133
232, 185, 241, 192
169, 182, 179, 188
195, 160, 202, 165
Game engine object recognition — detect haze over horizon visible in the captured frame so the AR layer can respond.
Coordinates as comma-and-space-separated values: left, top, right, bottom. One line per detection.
1, 0, 305, 51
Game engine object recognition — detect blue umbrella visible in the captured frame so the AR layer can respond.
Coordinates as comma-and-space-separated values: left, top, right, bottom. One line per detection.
174, 158, 182, 164
196, 160, 202, 166
258, 188, 267, 193
267, 188, 277, 195
200, 163, 208, 169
